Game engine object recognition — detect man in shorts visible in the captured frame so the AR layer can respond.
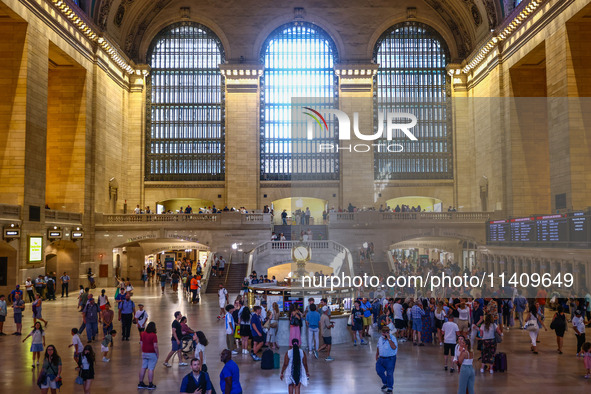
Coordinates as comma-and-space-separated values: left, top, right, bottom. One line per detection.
250, 306, 264, 361
320, 306, 334, 361
163, 311, 186, 367
218, 284, 228, 319
442, 315, 459, 373
12, 293, 25, 335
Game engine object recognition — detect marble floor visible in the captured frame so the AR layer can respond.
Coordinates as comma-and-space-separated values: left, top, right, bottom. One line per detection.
1, 284, 589, 393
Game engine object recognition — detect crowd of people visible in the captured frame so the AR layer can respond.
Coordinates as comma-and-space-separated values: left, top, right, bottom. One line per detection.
133, 204, 250, 215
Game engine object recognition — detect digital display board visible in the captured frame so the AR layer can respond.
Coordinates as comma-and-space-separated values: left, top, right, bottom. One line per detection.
488, 220, 509, 242
487, 211, 590, 248
536, 214, 568, 243
28, 236, 43, 262
510, 217, 536, 242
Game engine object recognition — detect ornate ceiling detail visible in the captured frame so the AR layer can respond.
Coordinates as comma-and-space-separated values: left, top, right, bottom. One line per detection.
423, 0, 473, 58
126, 0, 172, 60
97, 0, 114, 31
482, 0, 499, 28
462, 0, 483, 26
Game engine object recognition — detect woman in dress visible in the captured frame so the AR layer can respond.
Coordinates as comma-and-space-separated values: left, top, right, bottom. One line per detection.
23, 321, 45, 367
420, 299, 433, 344
38, 345, 62, 394
32, 293, 48, 327
239, 305, 252, 354
479, 314, 502, 373
289, 304, 303, 348
280, 339, 309, 394
550, 305, 567, 354
266, 302, 280, 350
78, 345, 95, 394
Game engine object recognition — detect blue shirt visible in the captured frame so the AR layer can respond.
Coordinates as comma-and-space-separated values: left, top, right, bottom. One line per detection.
220, 360, 242, 394
306, 311, 320, 329
361, 301, 372, 318
250, 313, 263, 336
411, 305, 425, 320
377, 333, 398, 357
514, 297, 527, 313
119, 299, 135, 314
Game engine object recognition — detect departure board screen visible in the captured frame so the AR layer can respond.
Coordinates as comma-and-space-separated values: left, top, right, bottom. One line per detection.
486, 212, 590, 248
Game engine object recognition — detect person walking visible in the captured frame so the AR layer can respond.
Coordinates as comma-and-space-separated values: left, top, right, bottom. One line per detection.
223, 305, 238, 355
305, 304, 320, 359
411, 301, 425, 346
375, 325, 398, 394
249, 306, 264, 361
78, 345, 95, 394
220, 349, 242, 394
135, 303, 148, 335
138, 322, 159, 390
38, 345, 62, 394
98, 289, 109, 311
32, 293, 48, 327
525, 302, 547, 354
266, 302, 280, 351
101, 303, 114, 336
12, 292, 25, 335
320, 306, 334, 361
218, 284, 229, 319
573, 309, 589, 357
280, 339, 309, 394
163, 311, 186, 367
550, 306, 567, 354
479, 314, 502, 372
82, 297, 101, 343
456, 339, 475, 394
23, 321, 45, 368
442, 315, 460, 373
60, 272, 70, 298
118, 292, 135, 341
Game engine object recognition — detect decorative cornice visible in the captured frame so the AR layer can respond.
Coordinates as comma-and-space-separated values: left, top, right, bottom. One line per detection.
334, 64, 378, 78
144, 183, 225, 189
260, 182, 339, 188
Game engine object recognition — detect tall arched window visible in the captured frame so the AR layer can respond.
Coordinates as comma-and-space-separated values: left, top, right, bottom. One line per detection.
260, 22, 339, 181
373, 22, 452, 180
146, 22, 225, 181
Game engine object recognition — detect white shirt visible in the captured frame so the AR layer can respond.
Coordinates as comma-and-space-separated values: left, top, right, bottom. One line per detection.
393, 303, 403, 320
72, 334, 83, 353
442, 321, 459, 344
573, 316, 586, 334
194, 343, 206, 364
225, 312, 235, 335
458, 306, 470, 321
218, 288, 228, 302
134, 207, 141, 214
135, 309, 148, 327
219, 259, 225, 268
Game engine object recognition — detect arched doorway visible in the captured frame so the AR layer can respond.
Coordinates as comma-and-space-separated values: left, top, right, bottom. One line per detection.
272, 197, 328, 225
44, 240, 80, 289
0, 241, 17, 295
386, 196, 443, 212
156, 198, 215, 214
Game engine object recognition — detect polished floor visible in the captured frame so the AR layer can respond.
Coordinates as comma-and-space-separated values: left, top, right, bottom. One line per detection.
1, 283, 590, 393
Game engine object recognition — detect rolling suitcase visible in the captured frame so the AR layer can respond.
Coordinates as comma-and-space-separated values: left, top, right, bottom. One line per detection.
261, 349, 274, 370
494, 352, 507, 372
273, 352, 281, 369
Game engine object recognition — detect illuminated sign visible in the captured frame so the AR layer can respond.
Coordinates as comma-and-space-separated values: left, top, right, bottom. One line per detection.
3, 229, 20, 238
29, 236, 43, 262
48, 230, 62, 239
71, 231, 84, 239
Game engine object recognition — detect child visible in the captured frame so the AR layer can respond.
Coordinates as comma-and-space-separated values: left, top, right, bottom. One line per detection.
583, 342, 591, 379
101, 329, 116, 362
69, 327, 83, 362
22, 322, 45, 368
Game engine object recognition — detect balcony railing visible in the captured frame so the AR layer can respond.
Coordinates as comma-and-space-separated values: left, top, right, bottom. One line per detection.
98, 212, 271, 226
45, 209, 82, 223
0, 204, 20, 220
329, 211, 492, 224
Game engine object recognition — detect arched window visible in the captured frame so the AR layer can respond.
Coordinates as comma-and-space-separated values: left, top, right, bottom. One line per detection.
260, 22, 339, 181
146, 22, 225, 181
373, 22, 452, 180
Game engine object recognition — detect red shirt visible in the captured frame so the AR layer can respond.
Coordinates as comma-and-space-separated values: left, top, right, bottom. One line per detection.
536, 289, 547, 305
140, 332, 158, 353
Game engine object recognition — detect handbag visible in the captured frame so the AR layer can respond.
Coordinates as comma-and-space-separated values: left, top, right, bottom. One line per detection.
263, 319, 271, 329
494, 330, 503, 344
270, 321, 278, 329
75, 375, 84, 385
525, 319, 538, 332
36, 372, 47, 388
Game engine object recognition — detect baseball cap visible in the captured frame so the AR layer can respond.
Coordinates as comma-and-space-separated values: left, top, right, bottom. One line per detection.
575, 310, 582, 315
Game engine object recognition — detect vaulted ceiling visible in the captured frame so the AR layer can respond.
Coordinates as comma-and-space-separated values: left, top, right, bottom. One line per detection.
84, 0, 508, 63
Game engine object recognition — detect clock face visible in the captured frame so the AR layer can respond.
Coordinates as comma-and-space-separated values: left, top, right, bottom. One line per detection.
293, 246, 309, 261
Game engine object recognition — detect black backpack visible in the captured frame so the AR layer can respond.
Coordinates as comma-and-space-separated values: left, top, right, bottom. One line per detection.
261, 349, 274, 370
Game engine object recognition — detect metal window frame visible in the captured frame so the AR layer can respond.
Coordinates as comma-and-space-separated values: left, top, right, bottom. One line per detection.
259, 21, 340, 181
373, 21, 453, 181
145, 22, 226, 181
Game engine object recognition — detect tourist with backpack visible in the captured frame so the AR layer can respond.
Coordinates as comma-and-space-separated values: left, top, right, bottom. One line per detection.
180, 358, 213, 393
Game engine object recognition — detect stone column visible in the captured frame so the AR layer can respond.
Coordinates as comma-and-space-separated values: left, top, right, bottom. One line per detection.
220, 64, 263, 210
335, 64, 378, 209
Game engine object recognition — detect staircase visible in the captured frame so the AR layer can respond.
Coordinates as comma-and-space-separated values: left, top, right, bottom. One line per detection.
272, 225, 329, 241
205, 263, 248, 294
